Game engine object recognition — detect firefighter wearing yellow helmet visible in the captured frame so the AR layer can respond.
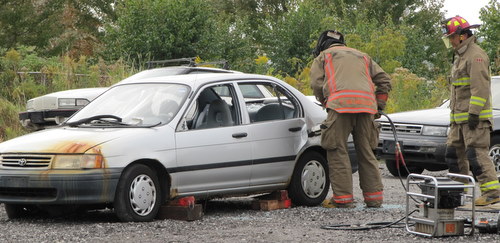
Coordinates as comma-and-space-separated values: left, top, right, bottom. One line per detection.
442, 15, 500, 206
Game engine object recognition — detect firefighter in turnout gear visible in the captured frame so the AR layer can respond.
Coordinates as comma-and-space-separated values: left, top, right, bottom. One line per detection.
310, 30, 392, 208
442, 16, 500, 206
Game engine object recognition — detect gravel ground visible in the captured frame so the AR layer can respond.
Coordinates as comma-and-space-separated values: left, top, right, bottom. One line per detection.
0, 163, 499, 243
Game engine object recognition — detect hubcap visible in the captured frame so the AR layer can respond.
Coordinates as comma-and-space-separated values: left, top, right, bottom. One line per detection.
489, 145, 500, 173
129, 174, 156, 216
301, 160, 326, 198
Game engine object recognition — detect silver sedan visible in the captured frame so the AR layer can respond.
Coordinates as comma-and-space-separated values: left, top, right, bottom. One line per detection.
0, 67, 353, 221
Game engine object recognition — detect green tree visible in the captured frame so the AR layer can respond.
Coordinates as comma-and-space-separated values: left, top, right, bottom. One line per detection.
208, 17, 260, 73
44, 0, 117, 57
261, 1, 324, 75
0, 0, 53, 50
209, 0, 297, 43
103, 0, 219, 66
0, 0, 116, 57
399, 0, 449, 79
478, 0, 500, 75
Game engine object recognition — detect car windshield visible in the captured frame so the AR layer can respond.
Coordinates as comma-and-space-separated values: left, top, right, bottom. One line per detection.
67, 83, 189, 126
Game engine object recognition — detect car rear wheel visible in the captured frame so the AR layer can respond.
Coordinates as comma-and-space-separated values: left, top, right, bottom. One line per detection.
114, 164, 161, 222
385, 159, 424, 177
288, 151, 329, 206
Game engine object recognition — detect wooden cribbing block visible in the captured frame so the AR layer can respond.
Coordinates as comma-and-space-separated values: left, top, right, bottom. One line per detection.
252, 190, 292, 211
252, 200, 280, 211
157, 204, 203, 221
252, 198, 292, 211
267, 190, 289, 201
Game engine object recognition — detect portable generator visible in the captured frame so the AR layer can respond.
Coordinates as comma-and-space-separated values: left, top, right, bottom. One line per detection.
405, 173, 476, 237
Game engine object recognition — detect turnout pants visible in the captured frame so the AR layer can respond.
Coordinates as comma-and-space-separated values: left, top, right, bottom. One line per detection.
321, 110, 383, 206
446, 121, 500, 197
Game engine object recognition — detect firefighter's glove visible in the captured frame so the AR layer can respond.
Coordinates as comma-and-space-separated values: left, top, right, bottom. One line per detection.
468, 113, 479, 130
376, 99, 386, 111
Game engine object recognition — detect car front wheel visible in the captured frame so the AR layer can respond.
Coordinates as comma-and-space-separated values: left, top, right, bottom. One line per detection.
385, 159, 424, 177
114, 164, 161, 222
288, 151, 329, 206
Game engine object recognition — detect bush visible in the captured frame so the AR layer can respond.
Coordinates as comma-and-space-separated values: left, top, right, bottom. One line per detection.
386, 68, 447, 113
0, 98, 26, 142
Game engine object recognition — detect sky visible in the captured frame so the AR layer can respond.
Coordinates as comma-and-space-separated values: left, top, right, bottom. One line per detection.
441, 0, 491, 25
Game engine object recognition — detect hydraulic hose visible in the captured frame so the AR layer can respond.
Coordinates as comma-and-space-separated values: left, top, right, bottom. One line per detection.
379, 111, 420, 203
321, 209, 418, 231
379, 111, 410, 176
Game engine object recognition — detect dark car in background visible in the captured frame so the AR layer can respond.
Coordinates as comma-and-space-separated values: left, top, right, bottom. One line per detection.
377, 76, 500, 177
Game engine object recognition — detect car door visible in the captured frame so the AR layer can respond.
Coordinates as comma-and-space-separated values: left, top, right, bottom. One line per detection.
237, 81, 306, 186
174, 82, 252, 194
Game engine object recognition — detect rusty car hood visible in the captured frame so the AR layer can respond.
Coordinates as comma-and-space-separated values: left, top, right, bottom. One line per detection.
0, 127, 148, 154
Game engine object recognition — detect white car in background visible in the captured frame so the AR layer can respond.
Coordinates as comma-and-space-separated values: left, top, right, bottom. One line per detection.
19, 88, 107, 130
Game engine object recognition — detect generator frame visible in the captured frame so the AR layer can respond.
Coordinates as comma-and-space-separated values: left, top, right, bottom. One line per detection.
405, 173, 476, 237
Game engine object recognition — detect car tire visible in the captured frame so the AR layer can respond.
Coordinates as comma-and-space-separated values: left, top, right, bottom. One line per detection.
385, 159, 424, 177
4, 204, 39, 219
288, 151, 329, 206
114, 164, 161, 222
423, 165, 448, 171
489, 136, 500, 175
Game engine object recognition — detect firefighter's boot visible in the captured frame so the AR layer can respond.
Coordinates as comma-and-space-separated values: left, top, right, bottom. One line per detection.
474, 195, 500, 206
322, 198, 355, 208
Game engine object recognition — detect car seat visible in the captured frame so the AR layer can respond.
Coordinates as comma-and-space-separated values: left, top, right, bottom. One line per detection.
255, 104, 285, 122
198, 99, 234, 128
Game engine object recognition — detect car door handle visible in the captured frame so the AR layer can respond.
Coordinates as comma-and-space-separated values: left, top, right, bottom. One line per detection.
232, 132, 248, 138
288, 127, 302, 132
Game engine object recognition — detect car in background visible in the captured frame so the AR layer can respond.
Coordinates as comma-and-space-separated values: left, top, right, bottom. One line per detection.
0, 68, 344, 222
377, 76, 500, 177
19, 66, 240, 130
19, 87, 108, 130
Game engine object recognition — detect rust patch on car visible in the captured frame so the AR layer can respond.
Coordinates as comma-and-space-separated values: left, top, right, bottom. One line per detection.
38, 141, 108, 169
54, 142, 95, 153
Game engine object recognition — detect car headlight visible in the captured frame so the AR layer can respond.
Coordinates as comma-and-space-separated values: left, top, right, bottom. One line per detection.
58, 98, 90, 108
52, 154, 103, 169
422, 125, 448, 136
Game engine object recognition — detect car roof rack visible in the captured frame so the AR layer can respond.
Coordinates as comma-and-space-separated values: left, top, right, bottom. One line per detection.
146, 58, 229, 70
